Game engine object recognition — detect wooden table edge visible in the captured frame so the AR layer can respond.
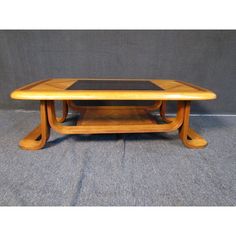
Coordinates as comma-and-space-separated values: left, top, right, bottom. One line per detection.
10, 90, 216, 100
10, 79, 217, 101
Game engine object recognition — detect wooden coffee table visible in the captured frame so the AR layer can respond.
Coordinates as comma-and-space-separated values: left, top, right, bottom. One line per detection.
11, 78, 216, 150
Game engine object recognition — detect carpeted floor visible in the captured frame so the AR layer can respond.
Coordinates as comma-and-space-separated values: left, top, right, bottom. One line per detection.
0, 110, 235, 206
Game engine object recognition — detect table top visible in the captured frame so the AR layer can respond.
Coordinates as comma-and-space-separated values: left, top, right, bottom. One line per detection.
10, 78, 217, 100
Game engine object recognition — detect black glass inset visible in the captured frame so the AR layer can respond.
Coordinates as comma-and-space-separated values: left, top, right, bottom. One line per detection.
71, 100, 155, 106
68, 80, 162, 90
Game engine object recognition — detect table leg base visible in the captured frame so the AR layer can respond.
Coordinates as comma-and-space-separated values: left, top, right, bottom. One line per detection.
18, 100, 209, 150
19, 124, 49, 150
160, 101, 208, 149
178, 101, 208, 149
18, 101, 67, 150
47, 101, 184, 134
179, 127, 208, 149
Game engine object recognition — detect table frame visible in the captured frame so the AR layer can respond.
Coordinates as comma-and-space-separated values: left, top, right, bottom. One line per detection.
19, 100, 208, 150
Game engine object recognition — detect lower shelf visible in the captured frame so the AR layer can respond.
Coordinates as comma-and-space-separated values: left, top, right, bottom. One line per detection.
77, 107, 158, 126
48, 104, 181, 134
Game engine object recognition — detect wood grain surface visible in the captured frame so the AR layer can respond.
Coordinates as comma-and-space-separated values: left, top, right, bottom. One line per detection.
10, 78, 217, 100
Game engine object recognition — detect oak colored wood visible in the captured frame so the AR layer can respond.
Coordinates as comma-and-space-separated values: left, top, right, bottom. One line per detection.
55, 101, 68, 123
160, 101, 172, 123
47, 100, 184, 134
11, 78, 216, 150
19, 100, 68, 150
19, 101, 50, 150
11, 78, 217, 100
160, 101, 207, 148
178, 101, 208, 148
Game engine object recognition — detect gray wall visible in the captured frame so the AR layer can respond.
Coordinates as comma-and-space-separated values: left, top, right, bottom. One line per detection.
0, 30, 235, 114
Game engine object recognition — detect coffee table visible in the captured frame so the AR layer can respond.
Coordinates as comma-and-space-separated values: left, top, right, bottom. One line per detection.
11, 78, 216, 150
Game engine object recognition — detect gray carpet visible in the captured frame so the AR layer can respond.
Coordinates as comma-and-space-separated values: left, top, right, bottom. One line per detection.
0, 110, 235, 206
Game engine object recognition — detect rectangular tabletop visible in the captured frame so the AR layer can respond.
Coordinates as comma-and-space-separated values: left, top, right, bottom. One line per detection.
10, 78, 217, 100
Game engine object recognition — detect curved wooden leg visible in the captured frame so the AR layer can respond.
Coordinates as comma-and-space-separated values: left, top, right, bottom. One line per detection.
159, 101, 172, 123
47, 100, 185, 134
67, 100, 82, 112
19, 101, 50, 150
145, 101, 162, 111
56, 101, 68, 123
179, 101, 208, 149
